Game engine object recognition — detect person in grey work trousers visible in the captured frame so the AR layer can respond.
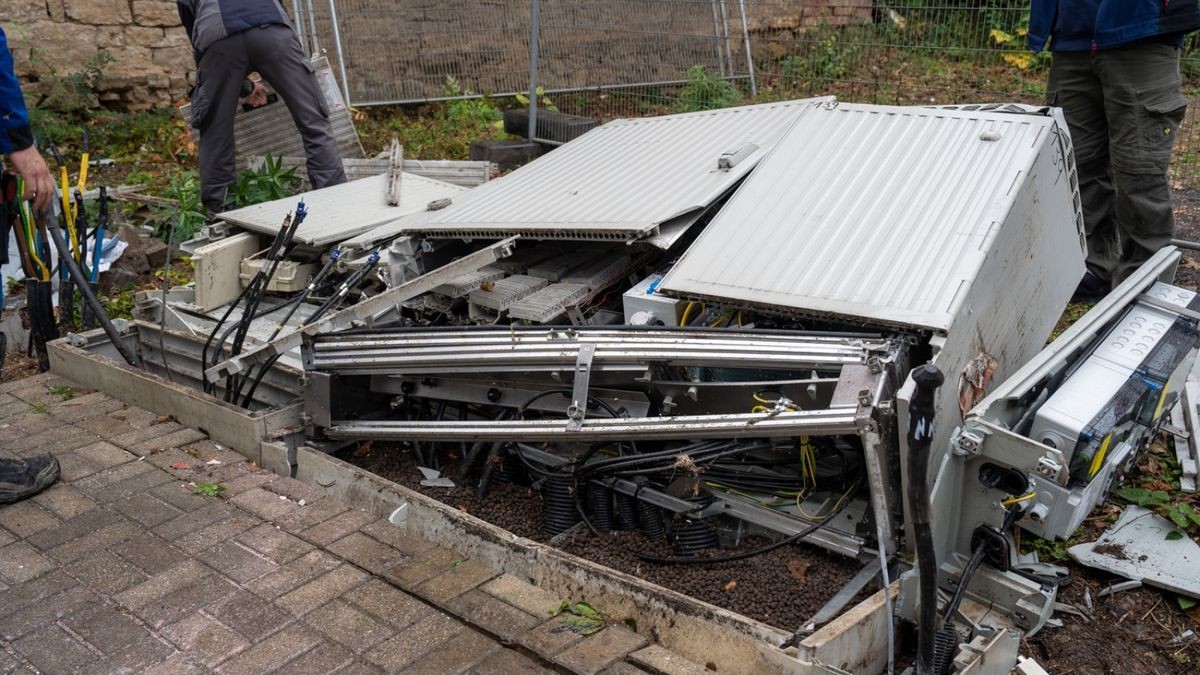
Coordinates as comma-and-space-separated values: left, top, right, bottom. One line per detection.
176, 0, 347, 216
1028, 0, 1200, 301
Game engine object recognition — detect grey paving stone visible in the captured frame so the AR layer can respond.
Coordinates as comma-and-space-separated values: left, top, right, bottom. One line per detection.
326, 532, 409, 574
62, 601, 152, 654
386, 546, 463, 590
554, 626, 649, 675
414, 558, 499, 604
517, 618, 586, 660
76, 413, 139, 441
235, 523, 314, 564
54, 451, 103, 481
299, 508, 374, 546
208, 590, 292, 642
219, 471, 276, 497
25, 507, 122, 551
446, 589, 543, 642
162, 612, 251, 667
142, 653, 207, 674
76, 634, 176, 675
364, 611, 463, 671
245, 549, 341, 600
274, 497, 350, 534
150, 482, 213, 512
0, 568, 78, 613
45, 518, 143, 564
0, 586, 99, 641
153, 501, 238, 541
276, 564, 369, 617
467, 648, 556, 674
112, 532, 191, 575
0, 542, 57, 583
0, 501, 60, 539
480, 574, 562, 618
174, 511, 262, 555
115, 560, 212, 610
114, 493, 185, 528
215, 622, 321, 675
73, 441, 139, 468
31, 484, 97, 519
343, 579, 431, 631
129, 428, 209, 456
360, 519, 435, 556
64, 550, 150, 596
196, 541, 279, 584
404, 627, 499, 674
627, 645, 711, 675
71, 459, 160, 497
112, 422, 187, 449
134, 574, 240, 630
230, 487, 299, 521
304, 599, 395, 653
280, 640, 355, 675
11, 623, 96, 673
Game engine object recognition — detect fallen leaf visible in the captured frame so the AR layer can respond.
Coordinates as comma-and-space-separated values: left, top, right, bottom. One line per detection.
723, 580, 737, 592
169, 463, 190, 469
787, 559, 811, 583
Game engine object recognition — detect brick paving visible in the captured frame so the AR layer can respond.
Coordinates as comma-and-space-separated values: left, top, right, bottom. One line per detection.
0, 374, 707, 674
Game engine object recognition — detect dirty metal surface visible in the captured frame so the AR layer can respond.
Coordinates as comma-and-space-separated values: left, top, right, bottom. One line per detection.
1069, 506, 1200, 599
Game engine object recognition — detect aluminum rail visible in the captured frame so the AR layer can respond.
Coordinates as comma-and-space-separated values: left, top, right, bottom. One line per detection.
306, 328, 885, 374
323, 407, 860, 441
206, 237, 518, 381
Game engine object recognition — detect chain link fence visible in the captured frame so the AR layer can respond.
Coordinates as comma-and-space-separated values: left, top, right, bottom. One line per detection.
300, 1, 1200, 222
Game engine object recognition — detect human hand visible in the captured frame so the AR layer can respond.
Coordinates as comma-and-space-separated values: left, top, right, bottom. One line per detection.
8, 145, 55, 212
245, 81, 269, 108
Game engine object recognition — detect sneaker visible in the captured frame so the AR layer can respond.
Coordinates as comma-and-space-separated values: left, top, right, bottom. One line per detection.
0, 454, 60, 504
1070, 270, 1110, 303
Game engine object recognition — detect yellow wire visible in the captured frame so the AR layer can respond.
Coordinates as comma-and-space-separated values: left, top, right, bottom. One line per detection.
58, 167, 80, 261
1001, 492, 1037, 506
680, 301, 697, 327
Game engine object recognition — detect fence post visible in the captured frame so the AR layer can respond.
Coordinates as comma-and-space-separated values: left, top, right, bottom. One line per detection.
737, 0, 757, 97
528, 0, 540, 140
327, 0, 352, 106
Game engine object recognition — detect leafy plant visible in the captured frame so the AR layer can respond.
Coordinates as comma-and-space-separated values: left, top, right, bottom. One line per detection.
674, 65, 742, 113
231, 155, 299, 207
988, 11, 1047, 71
102, 284, 139, 321
6, 277, 23, 296
550, 600, 637, 636
781, 24, 864, 82
514, 86, 559, 114
148, 170, 206, 242
1115, 487, 1200, 537
48, 385, 73, 401
31, 402, 47, 414
193, 482, 227, 497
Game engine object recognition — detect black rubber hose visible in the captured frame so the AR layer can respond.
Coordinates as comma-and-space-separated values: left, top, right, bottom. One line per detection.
587, 483, 614, 532
542, 474, 580, 536
906, 364, 945, 675
614, 492, 639, 531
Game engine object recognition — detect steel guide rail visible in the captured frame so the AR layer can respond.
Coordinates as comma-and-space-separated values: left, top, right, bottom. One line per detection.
305, 327, 888, 374
322, 408, 861, 441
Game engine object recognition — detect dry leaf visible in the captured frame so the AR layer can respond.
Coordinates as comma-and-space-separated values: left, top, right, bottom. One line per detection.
787, 559, 811, 583
169, 463, 190, 469
723, 580, 737, 592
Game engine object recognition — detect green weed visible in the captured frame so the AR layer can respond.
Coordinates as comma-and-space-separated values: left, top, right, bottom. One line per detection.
47, 385, 73, 401
674, 65, 742, 113
193, 482, 227, 497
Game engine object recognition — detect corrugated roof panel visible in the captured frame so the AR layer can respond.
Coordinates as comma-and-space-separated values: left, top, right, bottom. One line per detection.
659, 103, 1062, 332
398, 98, 830, 241
219, 173, 465, 247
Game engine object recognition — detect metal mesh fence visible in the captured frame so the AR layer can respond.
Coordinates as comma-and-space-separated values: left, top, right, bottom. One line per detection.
306, 1, 1200, 220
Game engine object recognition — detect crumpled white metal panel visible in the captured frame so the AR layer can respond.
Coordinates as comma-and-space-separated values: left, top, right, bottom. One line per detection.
219, 173, 465, 247
396, 98, 830, 241
660, 103, 1075, 332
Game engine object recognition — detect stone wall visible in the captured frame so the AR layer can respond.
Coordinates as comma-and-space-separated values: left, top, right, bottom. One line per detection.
7, 0, 191, 111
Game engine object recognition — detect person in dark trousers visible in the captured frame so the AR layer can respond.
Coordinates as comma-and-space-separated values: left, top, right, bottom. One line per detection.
0, 25, 61, 504
177, 0, 347, 215
1029, 0, 1200, 301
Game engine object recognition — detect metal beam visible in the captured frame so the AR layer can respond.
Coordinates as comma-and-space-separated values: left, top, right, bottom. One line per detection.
323, 407, 860, 441
206, 237, 517, 380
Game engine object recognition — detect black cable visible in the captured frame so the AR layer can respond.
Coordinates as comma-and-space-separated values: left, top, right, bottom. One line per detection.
634, 481, 860, 565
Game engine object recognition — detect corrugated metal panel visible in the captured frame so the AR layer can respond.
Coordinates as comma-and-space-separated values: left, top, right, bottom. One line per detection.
398, 98, 830, 241
660, 103, 1065, 332
219, 173, 465, 247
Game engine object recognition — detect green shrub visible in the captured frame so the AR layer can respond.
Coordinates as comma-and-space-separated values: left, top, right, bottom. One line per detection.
674, 65, 742, 113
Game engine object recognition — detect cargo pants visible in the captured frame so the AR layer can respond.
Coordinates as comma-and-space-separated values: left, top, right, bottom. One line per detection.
1046, 43, 1188, 285
190, 24, 347, 215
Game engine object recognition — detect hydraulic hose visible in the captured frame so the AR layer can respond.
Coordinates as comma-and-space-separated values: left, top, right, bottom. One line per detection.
906, 364, 944, 675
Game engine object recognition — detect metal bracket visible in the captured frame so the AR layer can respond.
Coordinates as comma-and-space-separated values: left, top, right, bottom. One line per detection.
566, 344, 596, 432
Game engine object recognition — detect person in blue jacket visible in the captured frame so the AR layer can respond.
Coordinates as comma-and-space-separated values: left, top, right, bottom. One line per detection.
1029, 0, 1200, 300
0, 27, 53, 212
0, 25, 61, 504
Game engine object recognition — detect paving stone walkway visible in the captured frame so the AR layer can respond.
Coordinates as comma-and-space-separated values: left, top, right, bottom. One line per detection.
0, 373, 709, 675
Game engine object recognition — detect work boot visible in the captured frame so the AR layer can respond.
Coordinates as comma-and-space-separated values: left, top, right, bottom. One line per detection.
1070, 270, 1110, 304
0, 454, 60, 504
